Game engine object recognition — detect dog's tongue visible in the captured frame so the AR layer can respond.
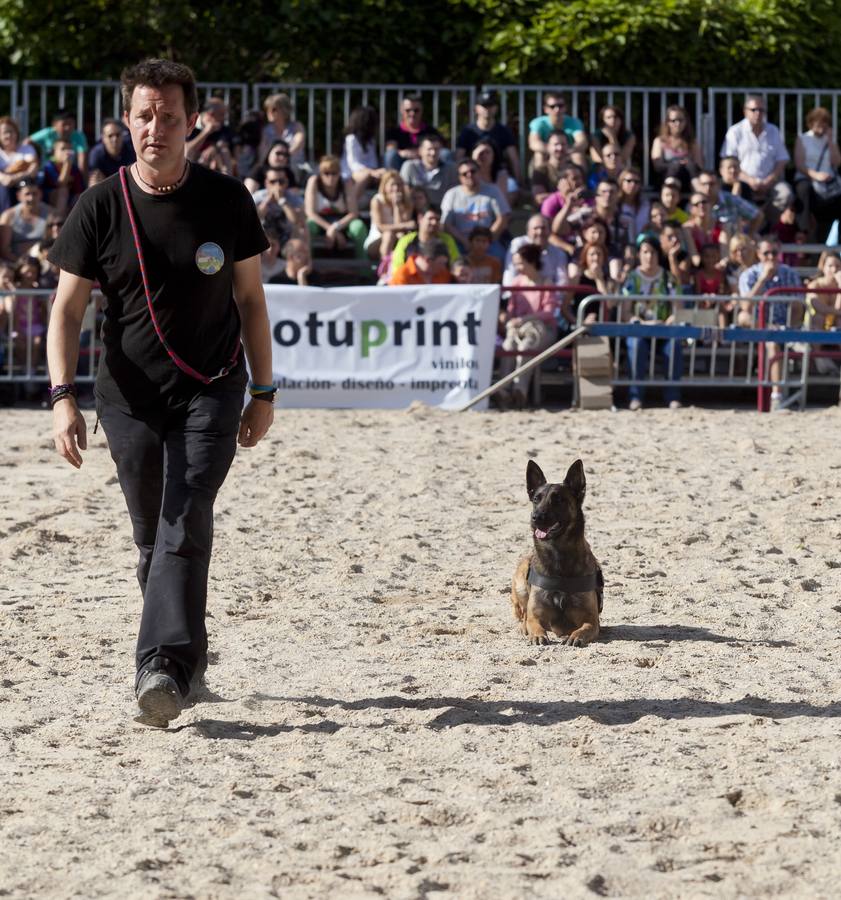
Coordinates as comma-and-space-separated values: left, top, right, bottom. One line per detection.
534, 527, 548, 540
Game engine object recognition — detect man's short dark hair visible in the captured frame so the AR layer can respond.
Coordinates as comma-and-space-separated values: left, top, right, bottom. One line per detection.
419, 132, 442, 148
419, 239, 449, 260
469, 226, 492, 242
120, 58, 198, 118
101, 117, 122, 133
420, 204, 442, 218
548, 129, 568, 143
52, 109, 75, 124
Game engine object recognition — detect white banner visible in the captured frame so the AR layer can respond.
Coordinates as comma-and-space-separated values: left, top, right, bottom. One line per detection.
264, 284, 499, 410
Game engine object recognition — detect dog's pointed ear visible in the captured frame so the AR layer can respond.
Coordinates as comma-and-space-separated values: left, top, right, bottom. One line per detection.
526, 459, 547, 500
564, 459, 586, 503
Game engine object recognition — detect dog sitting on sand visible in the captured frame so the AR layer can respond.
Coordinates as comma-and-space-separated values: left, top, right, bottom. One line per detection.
511, 460, 604, 646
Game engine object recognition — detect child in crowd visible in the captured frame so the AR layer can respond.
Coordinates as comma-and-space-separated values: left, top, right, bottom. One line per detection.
41, 139, 84, 214
465, 226, 502, 283
805, 251, 841, 331
451, 257, 473, 284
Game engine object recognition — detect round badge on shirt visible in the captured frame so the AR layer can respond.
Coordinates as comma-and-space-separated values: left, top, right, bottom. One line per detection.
196, 242, 224, 275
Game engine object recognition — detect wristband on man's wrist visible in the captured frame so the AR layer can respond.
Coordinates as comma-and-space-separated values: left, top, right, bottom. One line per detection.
248, 382, 277, 403
49, 383, 77, 408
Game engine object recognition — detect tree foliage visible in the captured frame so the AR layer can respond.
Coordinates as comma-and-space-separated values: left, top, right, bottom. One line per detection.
0, 0, 838, 87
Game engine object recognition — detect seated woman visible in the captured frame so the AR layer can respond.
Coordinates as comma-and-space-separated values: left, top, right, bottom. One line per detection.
3, 255, 47, 371
365, 171, 415, 261
805, 250, 841, 330
244, 140, 297, 194
471, 139, 512, 209
341, 105, 386, 204
682, 192, 721, 267
617, 167, 650, 243
651, 106, 703, 192
563, 241, 614, 328
259, 92, 306, 172
620, 235, 681, 410
590, 105, 635, 167
304, 155, 368, 257
0, 117, 38, 213
498, 242, 558, 408
793, 107, 841, 242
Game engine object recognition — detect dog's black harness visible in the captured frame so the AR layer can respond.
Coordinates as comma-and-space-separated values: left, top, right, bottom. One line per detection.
527, 565, 604, 612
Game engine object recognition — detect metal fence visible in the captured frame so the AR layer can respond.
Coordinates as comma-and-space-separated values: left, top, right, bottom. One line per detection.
10, 80, 841, 181
18, 81, 250, 142
250, 83, 476, 159
485, 85, 704, 186
575, 293, 841, 411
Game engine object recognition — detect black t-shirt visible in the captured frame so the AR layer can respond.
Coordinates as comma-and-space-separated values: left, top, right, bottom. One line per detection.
48, 164, 269, 411
456, 122, 516, 157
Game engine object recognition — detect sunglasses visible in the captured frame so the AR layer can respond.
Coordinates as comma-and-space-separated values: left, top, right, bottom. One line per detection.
668, 117, 685, 123
545, 103, 566, 110
760, 250, 776, 257
459, 169, 477, 177
746, 107, 765, 113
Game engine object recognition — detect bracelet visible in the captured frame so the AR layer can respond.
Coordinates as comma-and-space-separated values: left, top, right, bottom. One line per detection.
49, 383, 77, 408
249, 382, 275, 394
249, 390, 276, 403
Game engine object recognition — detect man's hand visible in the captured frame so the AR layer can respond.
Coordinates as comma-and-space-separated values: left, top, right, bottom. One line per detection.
52, 399, 87, 468
238, 399, 274, 447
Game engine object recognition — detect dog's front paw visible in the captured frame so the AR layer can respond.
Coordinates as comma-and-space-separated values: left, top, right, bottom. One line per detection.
528, 632, 550, 646
560, 634, 590, 648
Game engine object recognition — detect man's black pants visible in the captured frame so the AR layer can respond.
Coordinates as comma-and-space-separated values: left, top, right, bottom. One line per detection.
99, 389, 242, 696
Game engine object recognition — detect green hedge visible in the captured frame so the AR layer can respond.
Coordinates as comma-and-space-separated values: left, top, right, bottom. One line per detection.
0, 0, 838, 88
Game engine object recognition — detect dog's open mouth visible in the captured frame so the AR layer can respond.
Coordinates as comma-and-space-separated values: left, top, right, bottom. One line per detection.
534, 524, 560, 540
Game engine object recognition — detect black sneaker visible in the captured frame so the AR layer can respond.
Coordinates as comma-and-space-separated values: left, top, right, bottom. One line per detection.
136, 656, 184, 727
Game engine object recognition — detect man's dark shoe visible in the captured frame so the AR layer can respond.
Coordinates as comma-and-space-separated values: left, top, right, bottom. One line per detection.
136, 655, 185, 727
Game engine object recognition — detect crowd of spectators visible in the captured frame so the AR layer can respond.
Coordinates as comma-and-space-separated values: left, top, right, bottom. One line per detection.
4, 88, 841, 409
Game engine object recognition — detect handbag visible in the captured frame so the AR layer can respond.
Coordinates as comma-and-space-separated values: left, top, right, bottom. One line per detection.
118, 166, 240, 384
812, 141, 841, 201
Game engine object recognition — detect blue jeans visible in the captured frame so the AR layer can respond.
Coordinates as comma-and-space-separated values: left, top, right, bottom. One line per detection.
100, 388, 243, 695
625, 336, 683, 404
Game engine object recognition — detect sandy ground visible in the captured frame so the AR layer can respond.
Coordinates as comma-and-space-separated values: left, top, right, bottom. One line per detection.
1, 403, 840, 899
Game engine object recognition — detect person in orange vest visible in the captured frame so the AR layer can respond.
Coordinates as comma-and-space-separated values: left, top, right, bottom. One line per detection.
389, 239, 452, 285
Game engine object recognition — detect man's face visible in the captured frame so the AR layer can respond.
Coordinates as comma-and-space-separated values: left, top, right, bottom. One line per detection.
420, 211, 440, 234
458, 163, 479, 191
53, 117, 74, 140
744, 99, 766, 127
19, 186, 40, 207
527, 217, 548, 246
595, 184, 616, 209
102, 123, 124, 157
544, 96, 566, 127
53, 141, 73, 164
124, 83, 197, 169
547, 133, 568, 163
758, 242, 778, 267
696, 173, 718, 198
402, 99, 423, 127
476, 102, 496, 123
720, 159, 740, 183
204, 100, 227, 126
469, 234, 490, 255
419, 138, 441, 168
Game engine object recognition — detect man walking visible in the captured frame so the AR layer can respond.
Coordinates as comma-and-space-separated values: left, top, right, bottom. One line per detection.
46, 59, 274, 727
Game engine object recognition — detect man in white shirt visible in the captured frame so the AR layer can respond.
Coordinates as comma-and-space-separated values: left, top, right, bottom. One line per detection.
503, 213, 569, 286
720, 94, 793, 223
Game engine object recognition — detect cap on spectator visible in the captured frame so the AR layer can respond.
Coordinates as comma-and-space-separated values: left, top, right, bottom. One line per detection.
662, 176, 682, 189
476, 90, 499, 108
419, 239, 450, 259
